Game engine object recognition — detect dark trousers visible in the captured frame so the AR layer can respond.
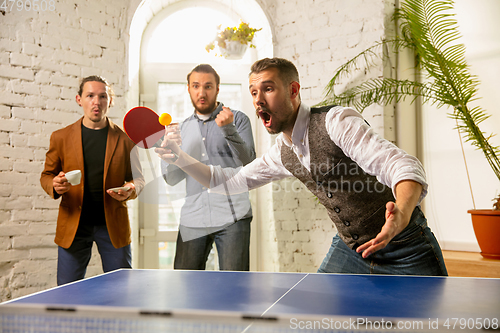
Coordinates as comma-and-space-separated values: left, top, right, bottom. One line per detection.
174, 217, 251, 271
57, 224, 131, 285
318, 207, 448, 276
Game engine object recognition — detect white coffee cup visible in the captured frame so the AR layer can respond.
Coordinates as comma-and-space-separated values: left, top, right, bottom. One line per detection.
65, 170, 82, 186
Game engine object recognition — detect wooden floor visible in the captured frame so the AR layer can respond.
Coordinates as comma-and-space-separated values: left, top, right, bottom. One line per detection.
443, 250, 500, 278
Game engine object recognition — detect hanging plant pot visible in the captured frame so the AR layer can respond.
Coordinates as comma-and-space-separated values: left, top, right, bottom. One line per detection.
205, 22, 261, 60
222, 41, 248, 60
468, 209, 500, 259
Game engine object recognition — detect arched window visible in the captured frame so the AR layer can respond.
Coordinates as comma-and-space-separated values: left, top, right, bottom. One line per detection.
145, 7, 252, 65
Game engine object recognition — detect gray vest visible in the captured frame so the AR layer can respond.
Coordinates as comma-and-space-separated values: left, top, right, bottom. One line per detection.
281, 106, 395, 249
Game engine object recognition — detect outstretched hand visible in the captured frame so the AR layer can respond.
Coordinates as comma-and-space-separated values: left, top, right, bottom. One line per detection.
154, 135, 212, 188
155, 136, 181, 164
356, 202, 408, 258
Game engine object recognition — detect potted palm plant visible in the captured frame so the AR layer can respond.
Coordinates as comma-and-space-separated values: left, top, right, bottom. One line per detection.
205, 21, 261, 60
319, 0, 500, 258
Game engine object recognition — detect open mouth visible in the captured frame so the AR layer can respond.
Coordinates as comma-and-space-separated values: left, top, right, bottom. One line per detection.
257, 109, 272, 128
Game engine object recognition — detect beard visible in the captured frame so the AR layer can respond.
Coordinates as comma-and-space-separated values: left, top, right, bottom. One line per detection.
191, 98, 217, 115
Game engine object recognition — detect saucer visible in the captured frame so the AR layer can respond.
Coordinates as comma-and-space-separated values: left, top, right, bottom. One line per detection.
109, 186, 131, 193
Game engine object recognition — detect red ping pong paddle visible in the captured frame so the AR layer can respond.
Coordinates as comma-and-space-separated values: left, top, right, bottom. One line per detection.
123, 106, 166, 149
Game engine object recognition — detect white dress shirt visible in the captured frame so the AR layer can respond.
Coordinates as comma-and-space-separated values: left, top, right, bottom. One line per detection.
210, 104, 427, 204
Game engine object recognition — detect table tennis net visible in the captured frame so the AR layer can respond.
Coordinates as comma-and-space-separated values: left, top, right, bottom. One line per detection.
0, 307, 405, 333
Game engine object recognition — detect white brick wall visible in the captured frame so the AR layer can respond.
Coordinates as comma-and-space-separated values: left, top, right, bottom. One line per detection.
0, 0, 129, 302
0, 0, 392, 301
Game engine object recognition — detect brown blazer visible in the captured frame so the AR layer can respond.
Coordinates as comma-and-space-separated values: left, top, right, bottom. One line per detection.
40, 117, 144, 249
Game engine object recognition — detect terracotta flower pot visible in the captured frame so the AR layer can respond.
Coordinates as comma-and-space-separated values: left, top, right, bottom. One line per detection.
468, 209, 500, 259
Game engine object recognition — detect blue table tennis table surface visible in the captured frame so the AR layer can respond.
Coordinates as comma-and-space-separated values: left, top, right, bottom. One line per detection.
1, 269, 499, 332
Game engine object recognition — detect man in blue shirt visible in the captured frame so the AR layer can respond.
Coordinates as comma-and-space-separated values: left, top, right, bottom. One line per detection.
161, 64, 256, 270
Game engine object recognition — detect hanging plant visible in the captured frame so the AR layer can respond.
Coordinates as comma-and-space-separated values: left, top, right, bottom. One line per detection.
205, 21, 261, 59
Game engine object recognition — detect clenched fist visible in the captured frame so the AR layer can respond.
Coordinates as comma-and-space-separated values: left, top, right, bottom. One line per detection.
215, 106, 234, 127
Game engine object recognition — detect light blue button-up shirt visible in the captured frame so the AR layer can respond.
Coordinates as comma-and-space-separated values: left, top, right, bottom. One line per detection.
162, 103, 256, 230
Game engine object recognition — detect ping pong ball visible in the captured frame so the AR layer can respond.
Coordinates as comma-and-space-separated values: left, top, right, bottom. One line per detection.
159, 113, 172, 126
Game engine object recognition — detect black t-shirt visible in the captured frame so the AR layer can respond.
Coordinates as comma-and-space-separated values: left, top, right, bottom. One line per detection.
80, 124, 108, 226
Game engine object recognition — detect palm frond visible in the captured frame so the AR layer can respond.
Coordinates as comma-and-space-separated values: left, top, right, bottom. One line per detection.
320, 0, 500, 183
323, 38, 408, 99
320, 78, 448, 111
399, 0, 480, 105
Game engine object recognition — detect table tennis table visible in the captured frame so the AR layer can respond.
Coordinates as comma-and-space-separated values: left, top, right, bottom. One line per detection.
1, 269, 499, 332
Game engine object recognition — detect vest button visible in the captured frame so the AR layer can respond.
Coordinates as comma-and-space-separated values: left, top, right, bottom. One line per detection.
334, 206, 340, 213
343, 220, 350, 226
327, 192, 333, 198
352, 234, 359, 240
316, 181, 323, 186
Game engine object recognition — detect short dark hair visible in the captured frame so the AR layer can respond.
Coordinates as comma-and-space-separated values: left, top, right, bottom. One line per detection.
250, 58, 300, 85
78, 75, 115, 106
187, 64, 220, 86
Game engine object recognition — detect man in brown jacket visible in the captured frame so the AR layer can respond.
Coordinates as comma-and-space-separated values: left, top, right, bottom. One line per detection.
40, 75, 144, 285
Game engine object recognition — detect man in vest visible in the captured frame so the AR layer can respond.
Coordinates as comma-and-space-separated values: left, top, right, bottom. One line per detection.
156, 57, 447, 276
